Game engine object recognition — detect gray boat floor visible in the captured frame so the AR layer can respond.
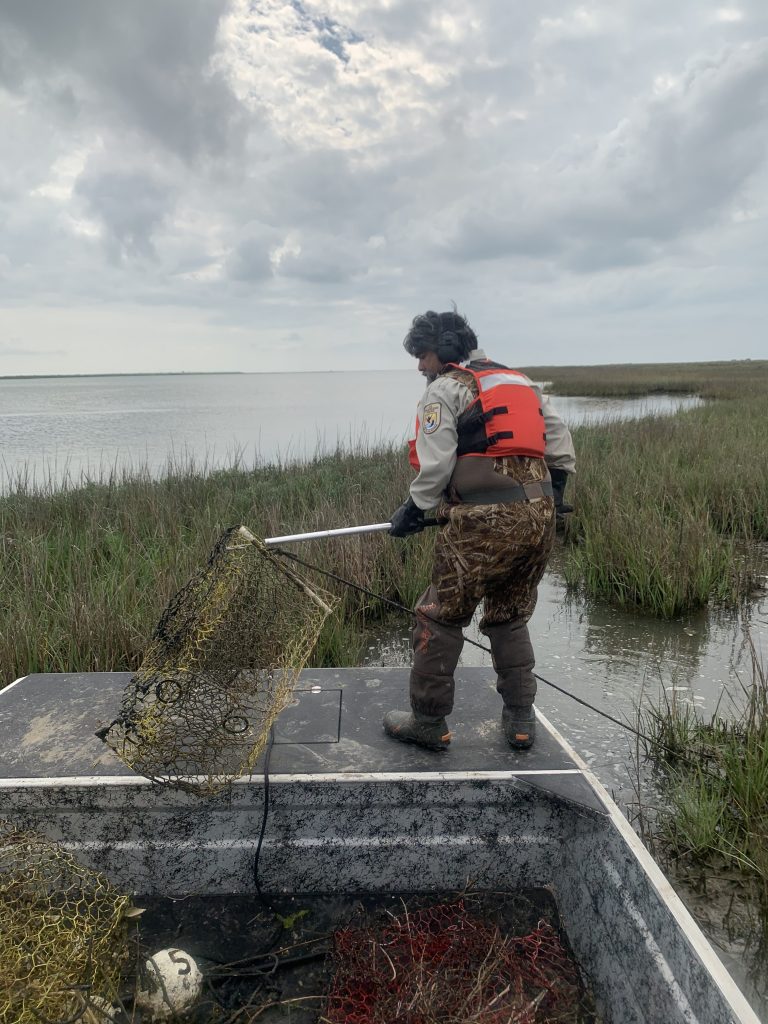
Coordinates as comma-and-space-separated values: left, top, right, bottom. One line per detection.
0, 668, 604, 810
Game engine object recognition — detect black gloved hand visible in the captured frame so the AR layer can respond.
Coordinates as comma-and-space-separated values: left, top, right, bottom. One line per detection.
389, 496, 426, 537
550, 468, 574, 515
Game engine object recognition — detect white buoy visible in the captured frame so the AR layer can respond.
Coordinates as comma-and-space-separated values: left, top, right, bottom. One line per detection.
135, 948, 203, 1021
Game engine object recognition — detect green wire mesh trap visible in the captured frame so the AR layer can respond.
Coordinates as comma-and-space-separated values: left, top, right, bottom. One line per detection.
98, 525, 335, 794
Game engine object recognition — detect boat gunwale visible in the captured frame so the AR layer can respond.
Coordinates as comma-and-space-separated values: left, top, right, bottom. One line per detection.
536, 711, 760, 1024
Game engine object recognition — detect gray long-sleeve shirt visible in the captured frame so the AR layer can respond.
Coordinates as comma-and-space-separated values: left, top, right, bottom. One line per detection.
410, 349, 576, 510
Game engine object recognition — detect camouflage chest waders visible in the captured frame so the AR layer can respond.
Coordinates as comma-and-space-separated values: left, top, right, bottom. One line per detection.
408, 496, 555, 719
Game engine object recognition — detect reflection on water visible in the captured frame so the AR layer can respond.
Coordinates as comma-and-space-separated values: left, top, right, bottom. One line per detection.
547, 392, 703, 425
364, 555, 768, 1014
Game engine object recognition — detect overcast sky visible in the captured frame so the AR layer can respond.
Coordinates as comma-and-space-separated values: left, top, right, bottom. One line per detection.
1, 1, 766, 374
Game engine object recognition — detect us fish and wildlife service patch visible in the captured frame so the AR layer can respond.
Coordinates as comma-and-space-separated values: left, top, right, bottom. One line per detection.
423, 403, 442, 434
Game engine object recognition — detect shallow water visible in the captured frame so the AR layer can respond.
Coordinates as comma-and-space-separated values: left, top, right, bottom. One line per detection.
366, 554, 768, 795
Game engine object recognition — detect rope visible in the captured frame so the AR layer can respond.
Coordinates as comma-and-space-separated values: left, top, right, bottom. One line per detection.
271, 546, 722, 776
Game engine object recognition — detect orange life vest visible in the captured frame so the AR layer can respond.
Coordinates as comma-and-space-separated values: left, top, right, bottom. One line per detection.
408, 362, 546, 470
408, 415, 421, 470
451, 362, 546, 459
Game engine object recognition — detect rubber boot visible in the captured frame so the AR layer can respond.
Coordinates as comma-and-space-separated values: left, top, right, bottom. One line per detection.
383, 710, 451, 752
502, 705, 536, 750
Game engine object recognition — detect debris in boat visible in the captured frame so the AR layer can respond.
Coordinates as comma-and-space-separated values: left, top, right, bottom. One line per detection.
325, 897, 586, 1024
83, 994, 120, 1022
117, 889, 599, 1023
0, 789, 596, 1024
97, 524, 334, 794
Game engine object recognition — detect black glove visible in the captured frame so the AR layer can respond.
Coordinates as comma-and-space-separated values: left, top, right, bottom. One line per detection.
550, 468, 574, 515
389, 496, 426, 537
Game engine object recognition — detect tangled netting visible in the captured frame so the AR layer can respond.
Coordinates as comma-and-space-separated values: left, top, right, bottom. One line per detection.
325, 899, 586, 1024
0, 820, 131, 1024
98, 525, 334, 794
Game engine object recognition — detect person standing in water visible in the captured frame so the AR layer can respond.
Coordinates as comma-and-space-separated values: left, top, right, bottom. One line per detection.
385, 309, 575, 751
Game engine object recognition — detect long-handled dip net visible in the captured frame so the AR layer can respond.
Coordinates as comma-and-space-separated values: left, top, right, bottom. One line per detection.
98, 525, 335, 794
0, 820, 132, 1024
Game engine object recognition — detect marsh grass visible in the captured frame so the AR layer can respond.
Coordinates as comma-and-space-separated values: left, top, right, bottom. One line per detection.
0, 445, 432, 688
560, 389, 768, 617
640, 634, 768, 903
528, 360, 768, 616
521, 359, 768, 400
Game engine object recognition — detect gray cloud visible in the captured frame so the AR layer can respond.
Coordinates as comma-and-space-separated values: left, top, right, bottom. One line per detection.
1, 0, 767, 371
75, 167, 174, 261
448, 40, 768, 272
227, 233, 275, 281
0, 0, 241, 161
277, 235, 360, 283
289, 0, 364, 64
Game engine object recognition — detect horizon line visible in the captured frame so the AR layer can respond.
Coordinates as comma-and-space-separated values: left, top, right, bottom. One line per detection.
1, 357, 764, 381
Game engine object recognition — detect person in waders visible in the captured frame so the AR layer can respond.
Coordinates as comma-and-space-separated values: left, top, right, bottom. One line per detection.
384, 309, 576, 751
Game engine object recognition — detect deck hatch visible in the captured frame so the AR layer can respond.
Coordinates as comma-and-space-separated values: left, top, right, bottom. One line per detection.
272, 687, 342, 745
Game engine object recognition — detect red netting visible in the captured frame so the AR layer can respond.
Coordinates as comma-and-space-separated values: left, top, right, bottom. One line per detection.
325, 899, 584, 1024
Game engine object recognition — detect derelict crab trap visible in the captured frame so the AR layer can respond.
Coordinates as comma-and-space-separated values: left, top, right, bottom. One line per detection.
0, 819, 132, 1024
99, 525, 335, 794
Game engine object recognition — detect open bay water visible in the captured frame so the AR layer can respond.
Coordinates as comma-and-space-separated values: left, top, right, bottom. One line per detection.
2, 372, 765, 1011
0, 371, 701, 489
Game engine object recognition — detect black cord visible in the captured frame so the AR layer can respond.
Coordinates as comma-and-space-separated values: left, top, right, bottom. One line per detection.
254, 725, 275, 905
249, 726, 286, 956
271, 545, 724, 777
206, 949, 326, 980
198, 735, 321, 1010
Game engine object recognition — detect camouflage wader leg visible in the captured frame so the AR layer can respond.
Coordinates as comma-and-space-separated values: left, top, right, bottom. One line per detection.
481, 500, 555, 707
409, 498, 555, 717
409, 584, 475, 718
483, 621, 536, 706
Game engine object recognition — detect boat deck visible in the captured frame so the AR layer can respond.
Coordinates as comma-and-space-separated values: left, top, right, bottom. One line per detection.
0, 667, 602, 811
0, 669, 760, 1024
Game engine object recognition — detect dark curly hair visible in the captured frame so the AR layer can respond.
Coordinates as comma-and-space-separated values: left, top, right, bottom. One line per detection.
403, 308, 477, 362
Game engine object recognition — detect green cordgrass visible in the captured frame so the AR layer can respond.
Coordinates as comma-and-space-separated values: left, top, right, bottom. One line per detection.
640, 637, 768, 910
520, 358, 768, 618
561, 394, 768, 617
521, 359, 768, 400
0, 446, 432, 688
